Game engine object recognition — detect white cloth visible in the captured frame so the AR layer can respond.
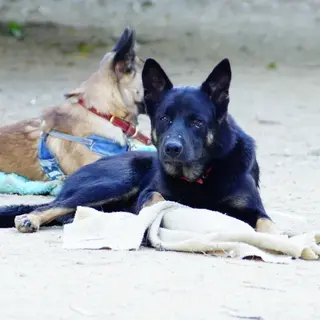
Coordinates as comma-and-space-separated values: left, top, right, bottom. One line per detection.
62, 201, 320, 264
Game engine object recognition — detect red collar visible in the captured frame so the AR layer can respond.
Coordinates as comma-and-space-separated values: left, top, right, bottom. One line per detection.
77, 98, 152, 146
180, 166, 213, 185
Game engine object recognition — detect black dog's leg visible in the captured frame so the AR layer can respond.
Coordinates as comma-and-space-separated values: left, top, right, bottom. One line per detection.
136, 188, 165, 213
218, 174, 279, 234
14, 203, 74, 233
15, 180, 139, 233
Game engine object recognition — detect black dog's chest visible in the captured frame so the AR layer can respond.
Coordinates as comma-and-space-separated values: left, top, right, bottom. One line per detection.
159, 176, 226, 211
181, 185, 222, 209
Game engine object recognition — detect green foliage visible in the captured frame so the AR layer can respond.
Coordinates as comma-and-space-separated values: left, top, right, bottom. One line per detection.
8, 21, 24, 40
266, 61, 277, 70
141, 1, 154, 8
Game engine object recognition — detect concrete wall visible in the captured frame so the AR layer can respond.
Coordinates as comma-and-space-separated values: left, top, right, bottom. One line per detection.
1, 0, 320, 65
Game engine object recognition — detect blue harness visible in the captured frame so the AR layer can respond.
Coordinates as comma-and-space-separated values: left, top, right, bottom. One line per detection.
38, 131, 129, 181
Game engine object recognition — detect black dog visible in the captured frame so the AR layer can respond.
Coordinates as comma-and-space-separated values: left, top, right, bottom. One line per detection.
0, 58, 277, 235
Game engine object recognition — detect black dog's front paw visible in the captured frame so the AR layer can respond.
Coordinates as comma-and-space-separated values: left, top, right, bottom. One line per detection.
256, 218, 280, 234
14, 214, 40, 233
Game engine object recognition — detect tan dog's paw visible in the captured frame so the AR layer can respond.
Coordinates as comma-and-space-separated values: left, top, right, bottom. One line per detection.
255, 218, 280, 235
14, 214, 40, 233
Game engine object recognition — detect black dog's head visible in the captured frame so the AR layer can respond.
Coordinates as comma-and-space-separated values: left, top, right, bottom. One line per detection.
142, 58, 232, 181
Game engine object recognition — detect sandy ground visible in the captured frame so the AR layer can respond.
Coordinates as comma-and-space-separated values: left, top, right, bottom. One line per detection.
1, 35, 320, 319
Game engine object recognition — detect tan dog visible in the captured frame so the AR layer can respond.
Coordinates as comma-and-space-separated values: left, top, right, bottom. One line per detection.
0, 27, 150, 182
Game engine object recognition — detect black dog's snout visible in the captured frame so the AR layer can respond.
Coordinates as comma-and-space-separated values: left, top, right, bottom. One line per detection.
164, 141, 183, 158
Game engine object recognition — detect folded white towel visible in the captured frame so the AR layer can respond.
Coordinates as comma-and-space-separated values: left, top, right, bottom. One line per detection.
62, 201, 320, 264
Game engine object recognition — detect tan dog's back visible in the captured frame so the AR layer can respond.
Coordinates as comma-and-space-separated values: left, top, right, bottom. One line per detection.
0, 119, 45, 180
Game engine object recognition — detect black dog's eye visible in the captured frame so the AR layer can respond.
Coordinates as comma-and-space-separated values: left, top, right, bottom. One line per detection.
191, 119, 203, 128
160, 116, 172, 123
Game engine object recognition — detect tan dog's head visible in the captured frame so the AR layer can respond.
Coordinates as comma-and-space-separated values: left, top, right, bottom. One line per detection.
65, 27, 144, 125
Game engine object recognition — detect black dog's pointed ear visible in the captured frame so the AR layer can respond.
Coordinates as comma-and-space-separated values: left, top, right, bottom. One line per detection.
142, 58, 173, 101
112, 27, 136, 78
201, 58, 232, 118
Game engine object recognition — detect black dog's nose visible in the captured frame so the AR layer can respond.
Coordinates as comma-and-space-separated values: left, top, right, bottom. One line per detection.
165, 141, 183, 157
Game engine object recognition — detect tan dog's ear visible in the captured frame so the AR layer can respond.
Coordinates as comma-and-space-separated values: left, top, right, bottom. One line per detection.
111, 27, 136, 79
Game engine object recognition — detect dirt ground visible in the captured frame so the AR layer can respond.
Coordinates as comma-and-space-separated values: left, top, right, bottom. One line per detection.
1, 35, 320, 320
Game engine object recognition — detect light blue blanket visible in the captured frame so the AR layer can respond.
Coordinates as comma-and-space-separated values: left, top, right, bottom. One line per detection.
0, 172, 62, 196
0, 143, 156, 196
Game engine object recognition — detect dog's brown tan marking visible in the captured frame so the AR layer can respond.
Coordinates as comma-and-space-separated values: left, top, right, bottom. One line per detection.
255, 218, 279, 234
14, 208, 73, 233
142, 192, 165, 209
14, 187, 140, 233
206, 130, 214, 146
152, 129, 158, 144
0, 27, 148, 181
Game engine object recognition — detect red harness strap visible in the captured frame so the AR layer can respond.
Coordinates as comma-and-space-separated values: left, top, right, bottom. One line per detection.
77, 98, 152, 146
180, 166, 213, 185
